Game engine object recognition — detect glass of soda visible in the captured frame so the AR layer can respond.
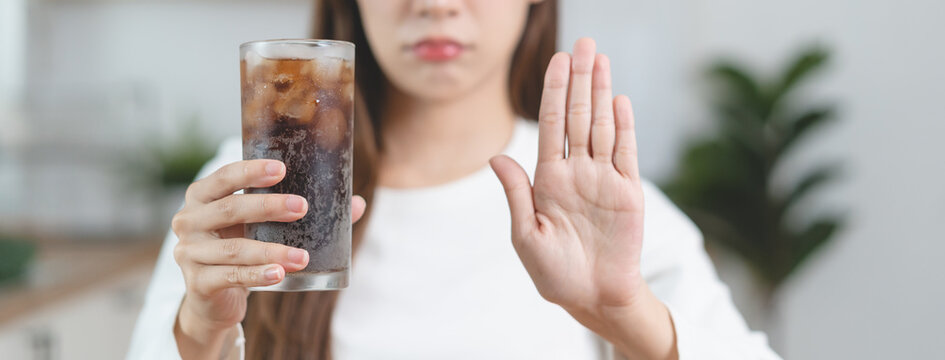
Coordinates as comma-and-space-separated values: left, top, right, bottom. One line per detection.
239, 39, 354, 291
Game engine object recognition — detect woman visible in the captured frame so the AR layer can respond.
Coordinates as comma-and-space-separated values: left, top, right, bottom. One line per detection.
129, 0, 781, 359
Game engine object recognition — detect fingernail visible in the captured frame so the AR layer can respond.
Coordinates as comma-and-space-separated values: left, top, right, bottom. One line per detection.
264, 266, 282, 281
265, 162, 283, 176
288, 248, 308, 265
286, 196, 306, 213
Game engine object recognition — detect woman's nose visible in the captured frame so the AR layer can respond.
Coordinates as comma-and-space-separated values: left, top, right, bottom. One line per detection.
412, 0, 460, 19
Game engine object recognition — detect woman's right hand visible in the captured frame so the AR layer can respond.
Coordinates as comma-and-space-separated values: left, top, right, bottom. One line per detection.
170, 159, 366, 358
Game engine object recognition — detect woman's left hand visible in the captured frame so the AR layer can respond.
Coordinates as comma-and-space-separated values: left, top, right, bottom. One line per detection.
491, 38, 676, 359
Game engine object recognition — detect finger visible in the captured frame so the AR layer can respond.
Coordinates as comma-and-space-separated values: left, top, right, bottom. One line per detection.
538, 52, 571, 163
567, 37, 597, 157
186, 160, 286, 204
192, 194, 307, 231
194, 264, 285, 294
179, 237, 309, 271
352, 195, 367, 223
591, 54, 616, 161
613, 95, 640, 179
489, 155, 537, 237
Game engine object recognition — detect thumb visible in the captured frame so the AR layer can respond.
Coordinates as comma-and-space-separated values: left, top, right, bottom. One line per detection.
489, 155, 536, 235
351, 195, 367, 223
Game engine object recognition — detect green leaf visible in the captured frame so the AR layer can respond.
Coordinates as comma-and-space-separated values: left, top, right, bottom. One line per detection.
777, 164, 839, 216
715, 104, 766, 155
115, 115, 219, 192
685, 208, 763, 268
708, 62, 768, 119
0, 237, 36, 285
788, 217, 841, 273
772, 46, 830, 102
776, 106, 835, 156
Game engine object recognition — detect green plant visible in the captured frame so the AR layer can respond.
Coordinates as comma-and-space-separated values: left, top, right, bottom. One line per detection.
115, 115, 218, 235
661, 45, 844, 300
126, 115, 219, 191
0, 148, 36, 286
0, 236, 36, 286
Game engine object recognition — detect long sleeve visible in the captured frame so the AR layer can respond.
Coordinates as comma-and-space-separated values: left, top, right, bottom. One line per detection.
126, 137, 244, 360
606, 180, 782, 359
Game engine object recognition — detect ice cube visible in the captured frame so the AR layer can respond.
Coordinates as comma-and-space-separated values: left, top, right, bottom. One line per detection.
314, 44, 353, 61
242, 89, 274, 131
246, 58, 278, 85
256, 44, 320, 60
314, 57, 344, 84
273, 83, 317, 124
244, 50, 265, 69
340, 61, 354, 84
342, 82, 355, 103
315, 107, 347, 150
273, 73, 294, 92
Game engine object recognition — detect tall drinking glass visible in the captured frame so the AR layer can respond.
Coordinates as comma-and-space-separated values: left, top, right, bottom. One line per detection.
240, 39, 354, 291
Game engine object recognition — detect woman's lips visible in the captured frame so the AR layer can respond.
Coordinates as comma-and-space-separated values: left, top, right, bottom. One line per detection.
412, 38, 464, 62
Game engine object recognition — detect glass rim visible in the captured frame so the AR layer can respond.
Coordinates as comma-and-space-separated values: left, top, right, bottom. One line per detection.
239, 39, 355, 49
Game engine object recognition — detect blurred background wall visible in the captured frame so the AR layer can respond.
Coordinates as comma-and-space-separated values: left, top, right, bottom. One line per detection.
1, 0, 942, 358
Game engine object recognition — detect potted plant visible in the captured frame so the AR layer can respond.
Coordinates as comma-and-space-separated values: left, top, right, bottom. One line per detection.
661, 45, 845, 338
0, 235, 36, 286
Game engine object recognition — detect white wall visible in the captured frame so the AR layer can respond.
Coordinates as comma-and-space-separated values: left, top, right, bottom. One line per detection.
1, 0, 27, 104
20, 0, 945, 358
16, 0, 315, 235
26, 0, 315, 142
560, 0, 701, 179
0, 0, 29, 220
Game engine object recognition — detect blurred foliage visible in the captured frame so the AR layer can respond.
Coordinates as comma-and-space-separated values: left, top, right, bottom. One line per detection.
662, 45, 844, 294
0, 146, 35, 285
0, 236, 36, 286
124, 115, 218, 191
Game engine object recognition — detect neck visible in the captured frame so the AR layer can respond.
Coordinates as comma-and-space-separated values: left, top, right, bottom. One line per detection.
379, 71, 517, 188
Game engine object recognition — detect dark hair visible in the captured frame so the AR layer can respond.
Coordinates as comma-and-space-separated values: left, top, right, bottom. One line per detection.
243, 1, 557, 358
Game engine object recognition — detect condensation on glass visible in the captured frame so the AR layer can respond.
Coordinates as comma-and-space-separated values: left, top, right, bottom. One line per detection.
240, 39, 354, 291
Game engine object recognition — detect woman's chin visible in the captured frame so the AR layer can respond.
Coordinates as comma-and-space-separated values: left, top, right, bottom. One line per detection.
394, 80, 478, 103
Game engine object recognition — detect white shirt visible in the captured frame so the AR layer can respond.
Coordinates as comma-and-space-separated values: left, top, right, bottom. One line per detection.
127, 119, 781, 360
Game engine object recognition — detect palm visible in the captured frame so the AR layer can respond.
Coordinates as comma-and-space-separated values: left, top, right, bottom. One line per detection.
530, 159, 643, 307
491, 38, 645, 313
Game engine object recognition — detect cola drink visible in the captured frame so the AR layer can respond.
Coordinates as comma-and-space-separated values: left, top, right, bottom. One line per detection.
240, 40, 354, 291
